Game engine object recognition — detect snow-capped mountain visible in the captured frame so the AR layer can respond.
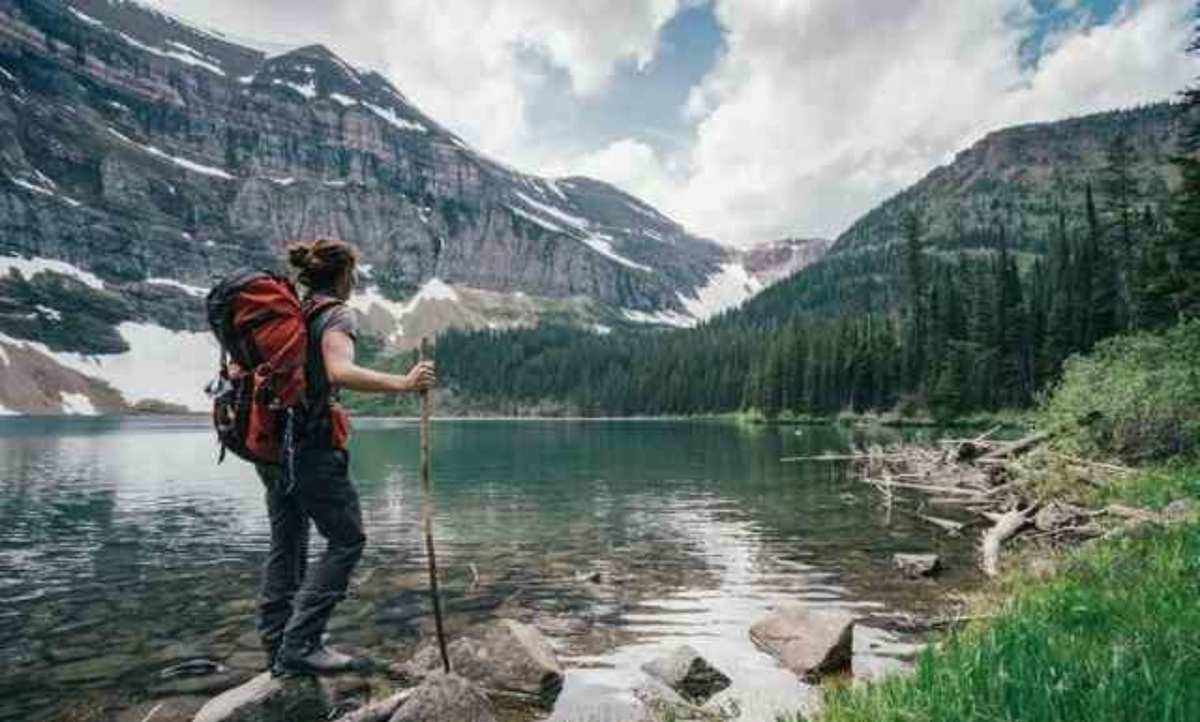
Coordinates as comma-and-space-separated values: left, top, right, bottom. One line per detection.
0, 0, 775, 414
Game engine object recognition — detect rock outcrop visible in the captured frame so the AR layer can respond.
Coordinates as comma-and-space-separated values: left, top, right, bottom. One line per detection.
0, 0, 733, 315
749, 605, 855, 681
850, 624, 927, 683
388, 673, 496, 722
406, 620, 564, 706
893, 553, 941, 578
640, 645, 731, 705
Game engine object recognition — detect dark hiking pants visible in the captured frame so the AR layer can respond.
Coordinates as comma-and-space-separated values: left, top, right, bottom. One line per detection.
255, 448, 366, 650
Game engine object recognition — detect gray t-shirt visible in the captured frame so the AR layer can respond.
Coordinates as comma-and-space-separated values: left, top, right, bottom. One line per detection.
303, 294, 357, 447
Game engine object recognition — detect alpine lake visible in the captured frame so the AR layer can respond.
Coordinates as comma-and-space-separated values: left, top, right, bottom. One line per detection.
0, 417, 985, 722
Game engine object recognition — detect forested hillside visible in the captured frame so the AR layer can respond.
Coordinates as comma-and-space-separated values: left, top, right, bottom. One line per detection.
431, 100, 1200, 419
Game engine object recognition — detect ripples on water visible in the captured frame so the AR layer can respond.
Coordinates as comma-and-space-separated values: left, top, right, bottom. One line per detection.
0, 418, 979, 722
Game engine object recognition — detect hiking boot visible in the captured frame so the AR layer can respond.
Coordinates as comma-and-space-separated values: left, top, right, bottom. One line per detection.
273, 639, 364, 677
262, 638, 282, 672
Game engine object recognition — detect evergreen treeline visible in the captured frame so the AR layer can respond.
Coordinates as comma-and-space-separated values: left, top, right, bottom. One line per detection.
433, 79, 1200, 420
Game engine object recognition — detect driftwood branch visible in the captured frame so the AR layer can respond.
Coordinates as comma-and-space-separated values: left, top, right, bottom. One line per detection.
977, 432, 1052, 464
981, 507, 1035, 577
337, 691, 415, 722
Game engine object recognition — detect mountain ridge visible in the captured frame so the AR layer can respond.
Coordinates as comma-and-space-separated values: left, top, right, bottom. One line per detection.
0, 0, 810, 415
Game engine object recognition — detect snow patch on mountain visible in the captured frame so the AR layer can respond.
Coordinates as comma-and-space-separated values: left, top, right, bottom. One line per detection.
0, 325, 217, 411
348, 278, 461, 340
510, 191, 653, 272
275, 79, 317, 100
622, 308, 694, 328
544, 179, 569, 202
581, 234, 653, 273
60, 392, 98, 416
9, 176, 84, 208
68, 7, 104, 27
515, 190, 587, 230
146, 278, 209, 297
165, 40, 221, 66
109, 129, 234, 180
330, 93, 358, 107
678, 263, 762, 321
117, 32, 226, 76
362, 102, 426, 133
0, 254, 106, 290
36, 305, 62, 321
509, 205, 565, 233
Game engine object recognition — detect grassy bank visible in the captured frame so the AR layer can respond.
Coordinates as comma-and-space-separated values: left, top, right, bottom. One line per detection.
789, 463, 1200, 722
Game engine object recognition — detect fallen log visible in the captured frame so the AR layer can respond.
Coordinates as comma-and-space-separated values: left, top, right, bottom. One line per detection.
914, 513, 968, 535
977, 432, 1052, 464
861, 477, 989, 497
981, 507, 1036, 577
781, 454, 875, 462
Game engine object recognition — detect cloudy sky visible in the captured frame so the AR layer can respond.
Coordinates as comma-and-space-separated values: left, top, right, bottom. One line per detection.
147, 0, 1197, 247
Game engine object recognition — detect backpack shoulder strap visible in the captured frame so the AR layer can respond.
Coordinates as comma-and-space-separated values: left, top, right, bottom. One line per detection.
301, 297, 344, 326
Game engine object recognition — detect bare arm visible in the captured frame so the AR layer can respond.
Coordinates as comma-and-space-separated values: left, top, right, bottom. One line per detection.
322, 330, 436, 394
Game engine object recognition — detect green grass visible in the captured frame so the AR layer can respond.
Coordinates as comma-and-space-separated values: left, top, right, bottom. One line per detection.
785, 464, 1200, 722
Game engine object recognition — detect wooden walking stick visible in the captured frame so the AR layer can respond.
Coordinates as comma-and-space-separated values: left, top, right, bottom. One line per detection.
419, 338, 451, 673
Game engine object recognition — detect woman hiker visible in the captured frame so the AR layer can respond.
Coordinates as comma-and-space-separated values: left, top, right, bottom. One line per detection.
256, 238, 437, 676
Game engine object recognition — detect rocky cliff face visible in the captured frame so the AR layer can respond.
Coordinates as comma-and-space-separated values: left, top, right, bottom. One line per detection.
741, 237, 832, 286
0, 0, 732, 307
835, 103, 1187, 254
0, 0, 771, 414
730, 103, 1193, 324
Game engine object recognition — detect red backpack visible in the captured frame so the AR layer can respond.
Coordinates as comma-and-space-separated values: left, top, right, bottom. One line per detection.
204, 269, 341, 481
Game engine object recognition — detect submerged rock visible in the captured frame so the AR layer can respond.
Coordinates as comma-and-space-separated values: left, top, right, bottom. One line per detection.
749, 605, 855, 681
851, 624, 927, 683
640, 645, 731, 704
407, 620, 564, 706
893, 553, 941, 578
631, 677, 708, 722
114, 695, 207, 722
151, 668, 253, 698
192, 671, 330, 722
51, 653, 142, 685
388, 672, 496, 722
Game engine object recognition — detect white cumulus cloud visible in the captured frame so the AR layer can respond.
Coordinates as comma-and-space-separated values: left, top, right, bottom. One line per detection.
565, 0, 1197, 246
146, 0, 1196, 248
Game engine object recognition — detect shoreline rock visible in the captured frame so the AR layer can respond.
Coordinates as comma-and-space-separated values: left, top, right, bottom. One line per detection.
893, 553, 941, 578
640, 645, 731, 705
749, 605, 855, 682
389, 673, 496, 722
405, 620, 564, 707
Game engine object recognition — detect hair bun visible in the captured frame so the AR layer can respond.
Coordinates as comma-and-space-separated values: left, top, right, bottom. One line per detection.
287, 243, 313, 271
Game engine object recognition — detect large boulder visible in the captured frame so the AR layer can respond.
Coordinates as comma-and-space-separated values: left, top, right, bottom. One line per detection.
893, 553, 941, 578
388, 673, 496, 722
749, 605, 855, 681
851, 625, 927, 683
640, 646, 731, 704
192, 672, 330, 722
407, 620, 564, 706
